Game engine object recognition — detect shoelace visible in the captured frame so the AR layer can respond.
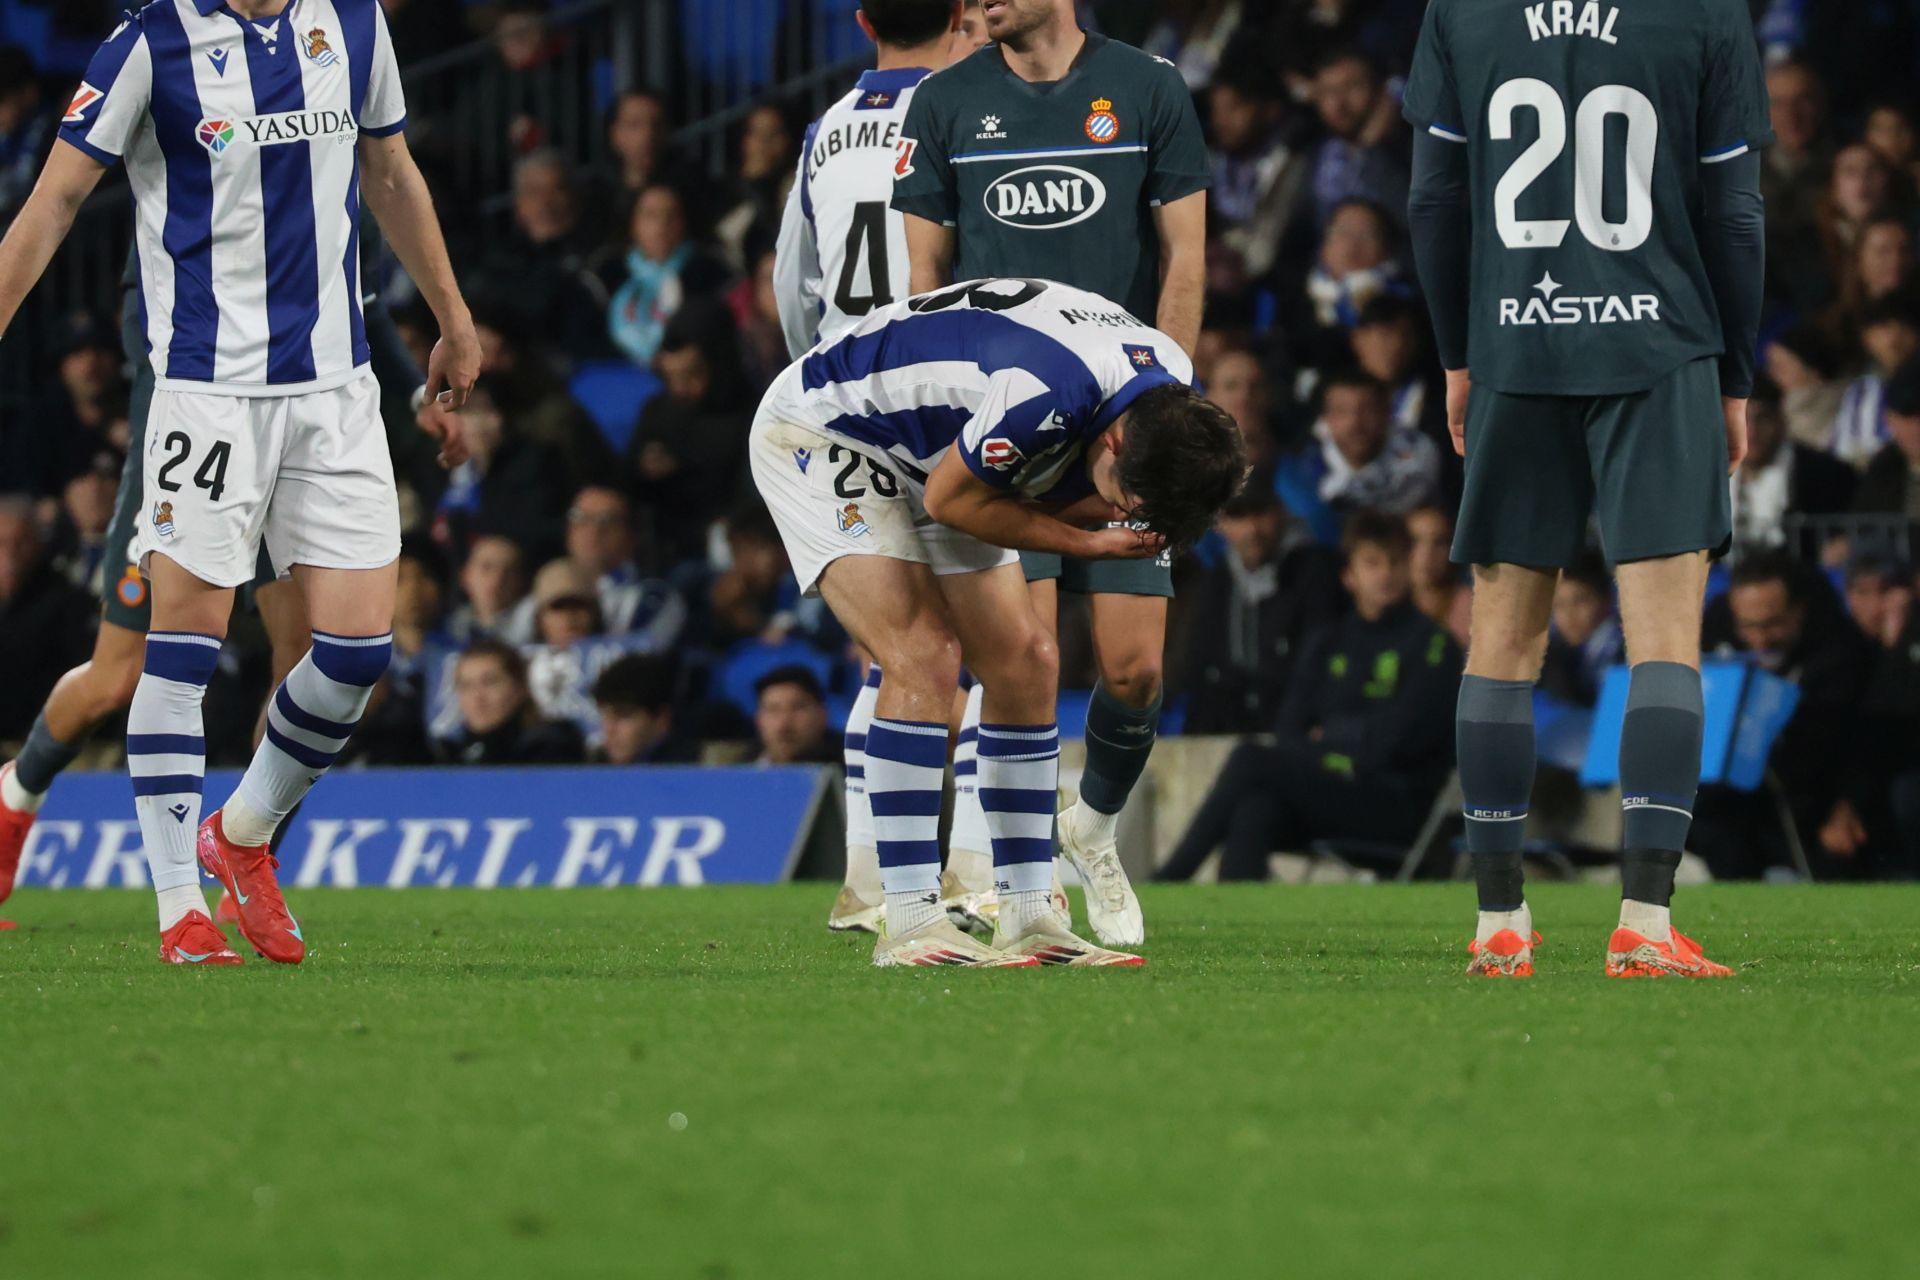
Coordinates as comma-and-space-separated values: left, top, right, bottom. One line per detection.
1083, 851, 1129, 909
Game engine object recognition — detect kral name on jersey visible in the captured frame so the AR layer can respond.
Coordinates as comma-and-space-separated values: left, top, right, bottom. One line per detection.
1524, 1, 1621, 45
1498, 272, 1659, 327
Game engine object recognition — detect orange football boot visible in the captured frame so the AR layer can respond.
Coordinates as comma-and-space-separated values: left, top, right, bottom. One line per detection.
198, 811, 304, 964
0, 761, 39, 911
1606, 926, 1734, 978
159, 910, 242, 965
1466, 929, 1541, 978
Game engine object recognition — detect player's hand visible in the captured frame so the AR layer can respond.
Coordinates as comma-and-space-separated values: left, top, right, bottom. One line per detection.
417, 398, 469, 469
1077, 524, 1166, 561
1444, 368, 1470, 457
425, 316, 482, 411
1722, 397, 1748, 474
1042, 493, 1128, 526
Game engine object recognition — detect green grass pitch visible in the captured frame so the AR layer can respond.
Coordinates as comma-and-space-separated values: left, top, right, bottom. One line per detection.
2, 883, 1916, 1278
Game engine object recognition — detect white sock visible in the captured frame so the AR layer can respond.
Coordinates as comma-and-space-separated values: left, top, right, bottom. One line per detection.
1, 764, 43, 813
866, 716, 947, 933
128, 632, 221, 930
1619, 898, 1672, 942
225, 631, 390, 847
1068, 801, 1118, 846
1475, 902, 1532, 945
157, 883, 211, 931
1000, 888, 1061, 934
841, 665, 882, 900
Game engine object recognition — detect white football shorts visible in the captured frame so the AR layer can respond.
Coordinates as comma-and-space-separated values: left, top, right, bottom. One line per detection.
748, 412, 1016, 597
132, 368, 401, 589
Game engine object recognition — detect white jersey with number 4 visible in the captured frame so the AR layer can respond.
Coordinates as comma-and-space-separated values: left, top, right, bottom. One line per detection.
773, 66, 930, 358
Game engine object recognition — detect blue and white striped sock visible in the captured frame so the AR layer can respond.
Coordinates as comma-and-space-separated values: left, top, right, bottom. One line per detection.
128, 632, 221, 930
978, 721, 1060, 931
865, 715, 947, 934
841, 663, 882, 899
222, 630, 393, 847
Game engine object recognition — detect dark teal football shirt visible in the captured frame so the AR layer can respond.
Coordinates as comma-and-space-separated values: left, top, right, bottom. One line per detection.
890, 32, 1210, 320
1402, 0, 1773, 395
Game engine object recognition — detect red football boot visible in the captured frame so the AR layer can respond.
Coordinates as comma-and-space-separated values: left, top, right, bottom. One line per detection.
214, 890, 240, 924
0, 761, 39, 911
198, 811, 304, 964
159, 910, 242, 965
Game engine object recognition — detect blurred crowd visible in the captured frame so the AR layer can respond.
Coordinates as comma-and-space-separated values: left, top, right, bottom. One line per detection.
2, 0, 1919, 878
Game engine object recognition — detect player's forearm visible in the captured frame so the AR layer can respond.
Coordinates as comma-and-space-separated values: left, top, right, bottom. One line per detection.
362, 141, 470, 332
925, 483, 1098, 556
904, 215, 955, 293
1152, 193, 1206, 356
1407, 131, 1472, 371
0, 146, 103, 338
1699, 151, 1765, 399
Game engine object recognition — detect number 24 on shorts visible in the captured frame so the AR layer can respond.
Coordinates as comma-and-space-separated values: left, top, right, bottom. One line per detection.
156, 430, 232, 501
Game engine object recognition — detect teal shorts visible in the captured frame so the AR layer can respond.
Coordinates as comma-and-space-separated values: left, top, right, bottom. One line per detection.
1452, 357, 1731, 569
1020, 546, 1174, 598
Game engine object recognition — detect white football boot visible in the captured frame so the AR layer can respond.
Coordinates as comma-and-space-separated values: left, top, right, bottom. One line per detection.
1056, 802, 1145, 947
872, 914, 1038, 968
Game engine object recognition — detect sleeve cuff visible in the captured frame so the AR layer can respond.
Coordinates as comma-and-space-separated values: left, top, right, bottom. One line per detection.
361, 115, 407, 138
58, 131, 120, 166
1146, 173, 1211, 206
1426, 122, 1469, 143
889, 192, 957, 222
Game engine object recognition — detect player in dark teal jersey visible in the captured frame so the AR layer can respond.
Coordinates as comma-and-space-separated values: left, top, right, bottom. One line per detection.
891, 0, 1209, 948
1405, 0, 1769, 979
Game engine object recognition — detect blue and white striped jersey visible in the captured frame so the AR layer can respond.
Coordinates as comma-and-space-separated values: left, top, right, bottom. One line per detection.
761, 277, 1193, 501
59, 0, 406, 395
772, 67, 929, 358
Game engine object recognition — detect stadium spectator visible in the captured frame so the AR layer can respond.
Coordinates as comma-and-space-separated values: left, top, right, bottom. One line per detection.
1864, 101, 1920, 196
54, 453, 119, 598
469, 309, 616, 489
1824, 216, 1916, 343
1174, 486, 1342, 734
1762, 60, 1832, 309
354, 544, 450, 766
1537, 553, 1621, 709
472, 149, 607, 362
592, 653, 697, 765
1813, 144, 1899, 314
1204, 346, 1279, 474
8, 312, 126, 498
592, 89, 675, 240
437, 638, 585, 766
1765, 324, 1849, 451
0, 498, 97, 741
0, 44, 50, 225
1732, 382, 1858, 556
1305, 50, 1407, 232
710, 103, 795, 273
1830, 299, 1919, 468
624, 302, 752, 563
446, 534, 534, 647
1851, 361, 1920, 522
1856, 568, 1920, 878
564, 486, 687, 646
1156, 511, 1462, 881
1274, 369, 1439, 545
731, 249, 791, 391
523, 557, 667, 745
1348, 294, 1447, 469
601, 182, 732, 366
686, 501, 814, 651
1697, 554, 1875, 879
426, 380, 574, 561
1288, 199, 1407, 373
752, 666, 836, 766
1206, 49, 1303, 279
1405, 504, 1468, 648
1141, 0, 1248, 91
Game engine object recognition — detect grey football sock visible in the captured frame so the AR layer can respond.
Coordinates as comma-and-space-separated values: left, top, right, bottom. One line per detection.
1457, 675, 1536, 911
14, 713, 83, 797
1619, 661, 1703, 901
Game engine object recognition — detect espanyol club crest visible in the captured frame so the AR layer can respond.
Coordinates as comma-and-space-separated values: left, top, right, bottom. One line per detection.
837, 502, 870, 538
304, 27, 340, 67
981, 438, 1022, 471
197, 119, 235, 154
63, 83, 103, 124
1084, 97, 1120, 144
152, 501, 176, 540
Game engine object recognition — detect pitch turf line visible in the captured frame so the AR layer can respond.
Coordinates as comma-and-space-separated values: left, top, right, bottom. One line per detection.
0, 884, 1915, 1278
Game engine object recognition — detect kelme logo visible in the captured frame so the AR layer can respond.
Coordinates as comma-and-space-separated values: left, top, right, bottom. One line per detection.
982, 165, 1107, 229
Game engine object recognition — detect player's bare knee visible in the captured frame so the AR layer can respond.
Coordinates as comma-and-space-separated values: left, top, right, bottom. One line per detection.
1464, 628, 1548, 683
876, 624, 961, 701
973, 625, 1057, 705
1096, 657, 1162, 708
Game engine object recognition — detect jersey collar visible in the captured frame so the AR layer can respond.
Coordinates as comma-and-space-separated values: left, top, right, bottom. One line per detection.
855, 67, 932, 96
994, 29, 1105, 96
1093, 368, 1180, 434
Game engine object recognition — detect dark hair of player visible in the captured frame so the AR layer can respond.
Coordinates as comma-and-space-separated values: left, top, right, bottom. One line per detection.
859, 0, 957, 47
1339, 509, 1411, 563
1115, 385, 1249, 554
